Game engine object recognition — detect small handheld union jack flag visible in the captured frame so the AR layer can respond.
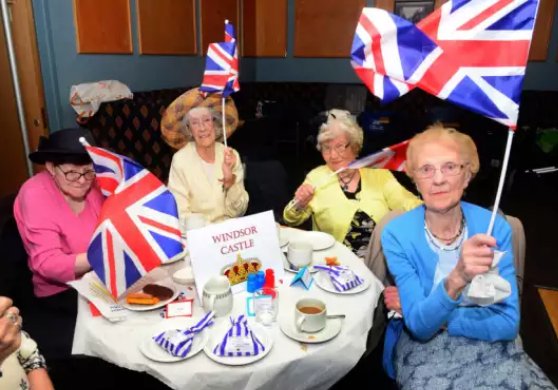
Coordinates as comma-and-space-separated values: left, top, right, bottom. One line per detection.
199, 20, 240, 98
80, 139, 184, 299
199, 41, 236, 96
224, 20, 240, 96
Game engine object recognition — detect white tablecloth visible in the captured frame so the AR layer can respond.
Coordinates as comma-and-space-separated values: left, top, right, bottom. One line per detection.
72, 233, 383, 390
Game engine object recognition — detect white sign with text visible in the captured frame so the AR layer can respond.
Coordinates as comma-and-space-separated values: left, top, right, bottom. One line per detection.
188, 210, 285, 300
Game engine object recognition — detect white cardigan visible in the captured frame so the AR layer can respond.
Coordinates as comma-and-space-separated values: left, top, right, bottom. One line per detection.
168, 142, 249, 223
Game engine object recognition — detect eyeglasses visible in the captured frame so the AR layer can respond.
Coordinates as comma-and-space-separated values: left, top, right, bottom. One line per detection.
414, 162, 467, 179
322, 143, 350, 155
57, 166, 96, 182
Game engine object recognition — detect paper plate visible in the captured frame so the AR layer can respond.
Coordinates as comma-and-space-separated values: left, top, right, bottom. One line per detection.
204, 323, 273, 366
139, 318, 208, 362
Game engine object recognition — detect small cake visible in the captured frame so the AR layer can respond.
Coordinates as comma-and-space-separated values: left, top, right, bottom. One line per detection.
126, 292, 159, 305
143, 284, 174, 301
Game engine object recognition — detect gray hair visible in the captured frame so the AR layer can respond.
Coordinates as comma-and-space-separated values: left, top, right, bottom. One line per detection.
181, 106, 224, 142
316, 109, 363, 154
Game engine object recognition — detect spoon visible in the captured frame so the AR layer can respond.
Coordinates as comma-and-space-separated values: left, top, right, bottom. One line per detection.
326, 314, 346, 320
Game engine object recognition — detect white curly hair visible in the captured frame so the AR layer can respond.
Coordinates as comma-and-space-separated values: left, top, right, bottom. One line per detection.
316, 109, 364, 154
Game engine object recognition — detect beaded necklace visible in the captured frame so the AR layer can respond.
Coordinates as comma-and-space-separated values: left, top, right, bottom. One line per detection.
424, 211, 466, 252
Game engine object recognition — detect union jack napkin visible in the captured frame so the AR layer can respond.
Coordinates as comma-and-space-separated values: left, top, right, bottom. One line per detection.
153, 311, 215, 357
212, 315, 265, 357
314, 265, 364, 292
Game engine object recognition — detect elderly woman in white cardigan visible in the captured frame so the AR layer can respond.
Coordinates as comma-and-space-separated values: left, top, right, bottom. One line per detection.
168, 106, 249, 223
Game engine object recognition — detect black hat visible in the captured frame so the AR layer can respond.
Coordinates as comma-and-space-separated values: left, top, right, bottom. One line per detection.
29, 128, 95, 165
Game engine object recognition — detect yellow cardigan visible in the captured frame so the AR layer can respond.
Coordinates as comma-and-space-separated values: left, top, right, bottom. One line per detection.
168, 142, 249, 223
283, 165, 421, 242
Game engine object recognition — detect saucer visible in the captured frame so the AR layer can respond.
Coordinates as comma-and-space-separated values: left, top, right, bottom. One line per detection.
139, 318, 208, 362
301, 231, 335, 251
282, 255, 318, 274
280, 317, 342, 344
314, 271, 370, 295
173, 267, 194, 285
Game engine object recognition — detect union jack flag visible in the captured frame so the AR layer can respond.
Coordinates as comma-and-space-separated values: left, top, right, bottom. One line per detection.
199, 21, 240, 97
83, 145, 183, 299
224, 20, 240, 96
199, 41, 236, 96
351, 8, 437, 104
348, 139, 409, 171
351, 0, 540, 128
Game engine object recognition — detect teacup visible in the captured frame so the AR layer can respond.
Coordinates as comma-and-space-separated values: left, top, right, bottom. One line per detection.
202, 276, 233, 317
287, 241, 313, 269
295, 298, 326, 333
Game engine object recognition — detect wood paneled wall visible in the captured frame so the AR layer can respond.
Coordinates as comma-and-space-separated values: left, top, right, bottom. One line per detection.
73, 0, 132, 54
243, 0, 287, 57
294, 0, 365, 57
200, 0, 239, 54
137, 0, 197, 55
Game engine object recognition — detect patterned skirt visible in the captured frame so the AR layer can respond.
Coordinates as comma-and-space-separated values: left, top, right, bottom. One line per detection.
395, 330, 556, 389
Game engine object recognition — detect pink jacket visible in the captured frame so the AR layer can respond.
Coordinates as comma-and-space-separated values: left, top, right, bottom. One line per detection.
13, 171, 104, 297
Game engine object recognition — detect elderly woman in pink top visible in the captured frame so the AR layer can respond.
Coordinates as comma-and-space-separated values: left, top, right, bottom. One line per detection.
13, 128, 103, 359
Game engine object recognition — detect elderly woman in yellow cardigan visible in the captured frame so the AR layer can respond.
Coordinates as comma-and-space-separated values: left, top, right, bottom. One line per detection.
168, 106, 249, 223
283, 109, 421, 258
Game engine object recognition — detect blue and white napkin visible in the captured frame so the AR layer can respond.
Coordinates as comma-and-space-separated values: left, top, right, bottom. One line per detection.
153, 311, 215, 357
212, 315, 266, 357
314, 265, 364, 292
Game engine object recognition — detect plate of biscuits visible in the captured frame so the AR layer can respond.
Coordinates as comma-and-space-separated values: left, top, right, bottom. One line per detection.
122, 283, 179, 312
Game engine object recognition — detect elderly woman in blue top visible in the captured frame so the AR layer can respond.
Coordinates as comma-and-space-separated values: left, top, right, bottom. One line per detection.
381, 124, 554, 389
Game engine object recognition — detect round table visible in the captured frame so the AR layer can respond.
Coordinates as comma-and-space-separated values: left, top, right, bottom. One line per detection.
72, 230, 383, 390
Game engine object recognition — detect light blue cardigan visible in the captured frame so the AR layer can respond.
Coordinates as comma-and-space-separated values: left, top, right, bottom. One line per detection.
381, 202, 520, 342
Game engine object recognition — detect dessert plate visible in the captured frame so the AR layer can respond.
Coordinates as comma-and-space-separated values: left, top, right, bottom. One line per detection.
139, 318, 208, 362
121, 285, 179, 312
314, 271, 370, 295
204, 323, 273, 366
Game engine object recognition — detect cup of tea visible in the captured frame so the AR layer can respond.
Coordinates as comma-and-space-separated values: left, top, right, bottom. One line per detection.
202, 276, 233, 317
295, 298, 326, 333
287, 241, 313, 269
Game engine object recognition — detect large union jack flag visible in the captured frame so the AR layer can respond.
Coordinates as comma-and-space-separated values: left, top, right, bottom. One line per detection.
200, 21, 240, 97
351, 0, 540, 128
83, 145, 183, 299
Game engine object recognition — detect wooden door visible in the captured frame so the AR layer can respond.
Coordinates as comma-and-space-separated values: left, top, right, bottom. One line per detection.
0, 0, 48, 197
